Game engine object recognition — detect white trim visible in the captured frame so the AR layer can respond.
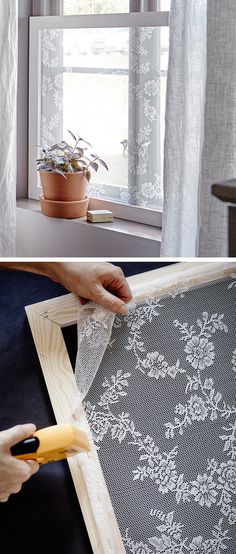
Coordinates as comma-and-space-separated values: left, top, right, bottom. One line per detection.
16, 201, 161, 257
28, 22, 42, 203
30, 12, 169, 29
28, 12, 169, 224
88, 197, 162, 227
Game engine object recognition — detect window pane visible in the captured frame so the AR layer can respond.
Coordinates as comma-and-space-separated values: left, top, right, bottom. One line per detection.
63, 0, 129, 15
40, 25, 168, 208
63, 0, 171, 14
161, 0, 171, 9
63, 27, 128, 193
63, 72, 128, 189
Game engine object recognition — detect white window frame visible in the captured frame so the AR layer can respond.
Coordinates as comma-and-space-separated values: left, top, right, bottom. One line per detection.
28, 11, 169, 227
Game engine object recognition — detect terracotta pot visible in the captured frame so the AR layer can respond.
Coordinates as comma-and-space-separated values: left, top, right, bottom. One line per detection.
40, 195, 89, 219
39, 170, 90, 201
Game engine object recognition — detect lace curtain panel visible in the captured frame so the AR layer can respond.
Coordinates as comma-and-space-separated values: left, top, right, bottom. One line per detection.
40, 22, 166, 207
75, 275, 236, 553
161, 0, 236, 257
0, 0, 17, 255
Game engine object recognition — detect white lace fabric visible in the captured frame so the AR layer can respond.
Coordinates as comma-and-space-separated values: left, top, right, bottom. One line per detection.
74, 276, 236, 553
40, 25, 165, 208
74, 302, 116, 405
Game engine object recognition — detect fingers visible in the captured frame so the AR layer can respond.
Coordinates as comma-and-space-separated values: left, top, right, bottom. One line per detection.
0, 495, 9, 503
107, 266, 132, 305
9, 458, 39, 484
0, 425, 40, 503
25, 459, 40, 476
94, 285, 129, 314
45, 261, 133, 314
97, 265, 132, 313
0, 481, 24, 503
1, 423, 36, 450
0, 459, 39, 503
1, 483, 22, 498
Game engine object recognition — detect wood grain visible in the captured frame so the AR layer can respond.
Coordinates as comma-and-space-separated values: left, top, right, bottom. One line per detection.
25, 261, 236, 553
25, 306, 124, 554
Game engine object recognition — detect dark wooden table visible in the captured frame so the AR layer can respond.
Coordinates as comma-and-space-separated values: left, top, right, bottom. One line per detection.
212, 179, 236, 257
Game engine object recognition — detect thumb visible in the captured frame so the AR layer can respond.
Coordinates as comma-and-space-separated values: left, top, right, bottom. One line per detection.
95, 287, 129, 314
3, 424, 37, 449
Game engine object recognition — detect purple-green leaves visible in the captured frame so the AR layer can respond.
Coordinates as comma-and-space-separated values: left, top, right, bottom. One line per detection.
36, 130, 108, 177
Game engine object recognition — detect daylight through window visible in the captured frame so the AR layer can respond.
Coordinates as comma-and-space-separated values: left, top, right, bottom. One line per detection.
29, 4, 170, 220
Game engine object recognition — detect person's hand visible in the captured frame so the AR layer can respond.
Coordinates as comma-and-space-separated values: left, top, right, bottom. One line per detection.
0, 261, 133, 314
48, 262, 132, 314
0, 424, 39, 502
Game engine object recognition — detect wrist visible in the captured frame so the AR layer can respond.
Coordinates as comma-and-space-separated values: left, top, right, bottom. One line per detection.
20, 262, 62, 281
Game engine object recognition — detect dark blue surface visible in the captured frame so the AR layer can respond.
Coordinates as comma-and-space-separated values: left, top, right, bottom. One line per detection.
0, 262, 173, 553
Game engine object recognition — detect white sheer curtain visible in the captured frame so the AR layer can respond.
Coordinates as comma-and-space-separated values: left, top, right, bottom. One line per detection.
0, 0, 18, 256
161, 0, 236, 257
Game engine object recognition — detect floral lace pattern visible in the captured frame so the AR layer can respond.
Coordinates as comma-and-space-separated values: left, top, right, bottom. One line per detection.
79, 276, 236, 552
126, 26, 167, 207
75, 302, 115, 401
40, 27, 166, 207
41, 30, 63, 147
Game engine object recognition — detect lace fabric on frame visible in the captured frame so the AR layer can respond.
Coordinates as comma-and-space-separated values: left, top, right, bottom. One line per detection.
74, 302, 115, 407
74, 276, 236, 554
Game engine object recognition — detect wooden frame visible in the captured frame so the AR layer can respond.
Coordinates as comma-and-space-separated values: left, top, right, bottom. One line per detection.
25, 261, 236, 554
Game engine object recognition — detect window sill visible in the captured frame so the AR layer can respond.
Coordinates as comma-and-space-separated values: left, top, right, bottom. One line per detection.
16, 198, 161, 257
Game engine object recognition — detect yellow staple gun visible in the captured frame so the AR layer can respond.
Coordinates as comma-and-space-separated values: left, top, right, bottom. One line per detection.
11, 424, 90, 464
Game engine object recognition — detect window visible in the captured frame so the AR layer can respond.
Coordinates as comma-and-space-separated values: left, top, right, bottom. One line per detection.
29, 2, 170, 225
63, 1, 171, 15
63, 0, 130, 15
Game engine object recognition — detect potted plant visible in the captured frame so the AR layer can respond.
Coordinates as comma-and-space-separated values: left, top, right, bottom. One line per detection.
36, 130, 108, 218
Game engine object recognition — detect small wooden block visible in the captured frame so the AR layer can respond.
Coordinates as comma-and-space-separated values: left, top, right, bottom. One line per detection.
87, 210, 113, 223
